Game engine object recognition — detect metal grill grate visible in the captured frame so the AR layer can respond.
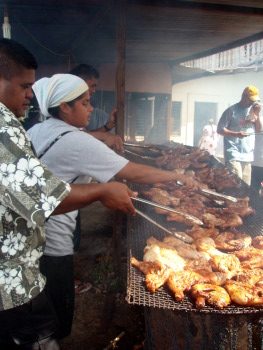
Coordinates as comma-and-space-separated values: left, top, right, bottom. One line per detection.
125, 146, 263, 314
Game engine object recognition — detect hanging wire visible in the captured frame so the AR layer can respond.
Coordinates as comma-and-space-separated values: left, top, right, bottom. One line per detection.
14, 14, 70, 58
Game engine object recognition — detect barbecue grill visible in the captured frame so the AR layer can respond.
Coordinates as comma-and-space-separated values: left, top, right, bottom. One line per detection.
124, 143, 263, 349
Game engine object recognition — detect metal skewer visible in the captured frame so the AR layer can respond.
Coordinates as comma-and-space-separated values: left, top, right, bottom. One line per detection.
131, 197, 203, 226
135, 208, 193, 244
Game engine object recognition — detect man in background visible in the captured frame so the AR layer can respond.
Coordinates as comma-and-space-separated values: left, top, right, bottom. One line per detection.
217, 86, 262, 185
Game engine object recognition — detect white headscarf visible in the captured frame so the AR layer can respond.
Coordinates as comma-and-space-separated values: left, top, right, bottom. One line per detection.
33, 73, 89, 117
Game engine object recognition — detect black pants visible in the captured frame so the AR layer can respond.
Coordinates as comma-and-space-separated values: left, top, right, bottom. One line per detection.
0, 289, 59, 349
39, 255, 74, 339
251, 165, 263, 194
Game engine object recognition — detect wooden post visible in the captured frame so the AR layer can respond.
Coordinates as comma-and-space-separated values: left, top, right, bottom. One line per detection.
113, 0, 127, 272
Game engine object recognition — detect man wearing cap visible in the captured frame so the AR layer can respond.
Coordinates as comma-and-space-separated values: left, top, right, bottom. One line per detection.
217, 86, 262, 185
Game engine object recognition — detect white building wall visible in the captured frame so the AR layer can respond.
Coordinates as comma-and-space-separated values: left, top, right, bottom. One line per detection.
172, 71, 263, 145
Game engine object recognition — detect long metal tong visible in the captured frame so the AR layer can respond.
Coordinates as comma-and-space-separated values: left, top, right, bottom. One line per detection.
200, 188, 237, 203
131, 197, 203, 226
135, 208, 193, 244
177, 181, 237, 203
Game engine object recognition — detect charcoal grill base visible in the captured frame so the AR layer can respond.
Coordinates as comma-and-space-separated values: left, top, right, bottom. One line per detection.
144, 307, 263, 350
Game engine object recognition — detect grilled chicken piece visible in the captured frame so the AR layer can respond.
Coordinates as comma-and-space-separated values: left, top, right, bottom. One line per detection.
167, 270, 210, 301
191, 284, 231, 309
206, 206, 255, 218
236, 268, 263, 286
131, 257, 165, 275
141, 188, 180, 207
131, 257, 172, 293
214, 231, 252, 251
241, 257, 263, 270
175, 244, 210, 261
186, 226, 219, 240
225, 281, 263, 306
201, 213, 225, 228
163, 235, 190, 248
233, 247, 263, 261
166, 212, 199, 226
252, 236, 263, 249
145, 267, 172, 293
198, 242, 241, 273
194, 236, 216, 248
143, 244, 186, 272
226, 196, 250, 208
147, 236, 183, 249
208, 271, 237, 286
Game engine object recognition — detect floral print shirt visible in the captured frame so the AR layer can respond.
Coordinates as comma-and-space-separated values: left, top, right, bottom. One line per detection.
0, 103, 70, 310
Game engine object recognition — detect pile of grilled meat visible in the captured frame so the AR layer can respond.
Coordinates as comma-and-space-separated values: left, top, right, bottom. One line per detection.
131, 145, 263, 309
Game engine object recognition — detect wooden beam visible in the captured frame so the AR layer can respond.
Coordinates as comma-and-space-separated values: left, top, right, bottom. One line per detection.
113, 0, 127, 272
115, 0, 127, 139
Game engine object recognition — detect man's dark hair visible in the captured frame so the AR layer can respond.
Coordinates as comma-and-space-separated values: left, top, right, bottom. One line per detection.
69, 64, 100, 80
0, 38, 38, 80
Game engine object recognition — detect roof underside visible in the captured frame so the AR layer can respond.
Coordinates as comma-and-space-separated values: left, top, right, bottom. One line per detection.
2, 0, 263, 83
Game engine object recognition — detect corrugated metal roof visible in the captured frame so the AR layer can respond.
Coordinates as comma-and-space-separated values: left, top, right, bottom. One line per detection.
1, 0, 263, 81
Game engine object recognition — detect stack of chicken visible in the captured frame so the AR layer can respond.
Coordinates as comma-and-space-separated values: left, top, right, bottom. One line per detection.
141, 182, 254, 228
132, 231, 263, 309
130, 144, 262, 309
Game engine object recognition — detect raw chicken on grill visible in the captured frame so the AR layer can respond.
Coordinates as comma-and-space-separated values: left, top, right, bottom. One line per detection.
147, 236, 209, 261
191, 284, 231, 309
143, 244, 186, 271
225, 280, 263, 306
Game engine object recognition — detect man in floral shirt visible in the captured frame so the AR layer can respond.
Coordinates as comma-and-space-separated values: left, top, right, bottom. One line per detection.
0, 39, 136, 349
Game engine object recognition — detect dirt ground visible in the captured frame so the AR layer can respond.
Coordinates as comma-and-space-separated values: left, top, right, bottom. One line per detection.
59, 202, 145, 350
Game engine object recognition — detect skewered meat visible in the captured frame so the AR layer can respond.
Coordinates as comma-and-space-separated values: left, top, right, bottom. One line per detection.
225, 281, 263, 306
143, 244, 186, 271
191, 284, 231, 309
197, 243, 241, 273
167, 270, 210, 301
252, 236, 263, 249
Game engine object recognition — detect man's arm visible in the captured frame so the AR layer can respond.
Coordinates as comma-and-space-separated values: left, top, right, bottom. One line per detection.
86, 130, 124, 153
217, 128, 249, 139
115, 162, 204, 189
52, 181, 137, 216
